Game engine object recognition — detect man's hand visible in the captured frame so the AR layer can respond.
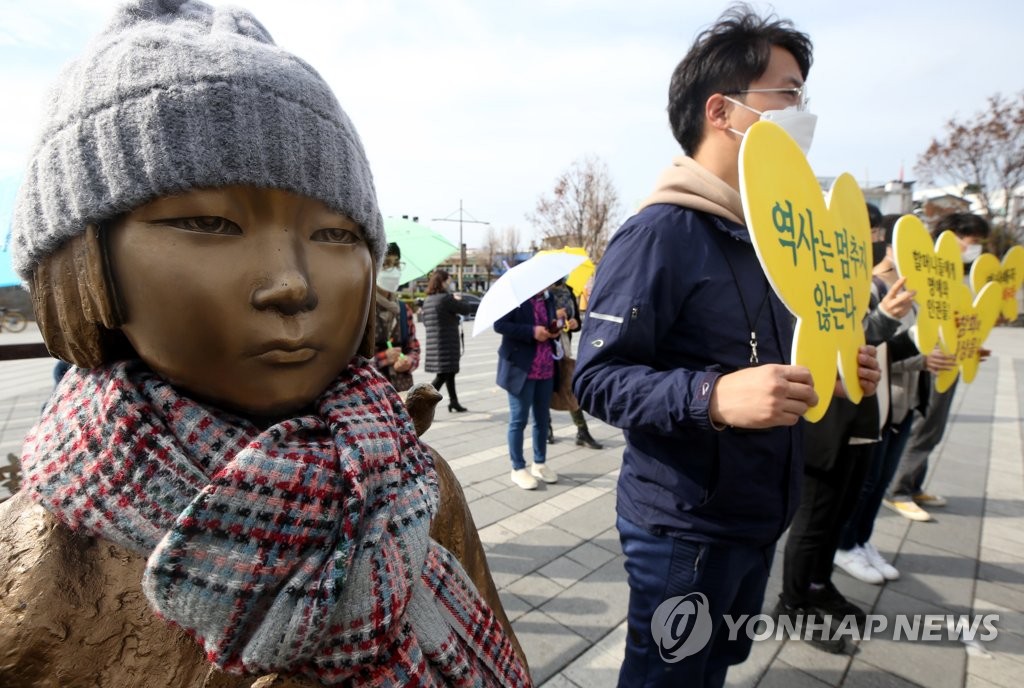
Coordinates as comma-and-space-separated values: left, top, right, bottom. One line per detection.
533, 326, 552, 342
879, 276, 916, 319
393, 355, 413, 373
858, 345, 881, 396
384, 348, 402, 366
925, 347, 956, 374
836, 345, 881, 398
709, 364, 818, 429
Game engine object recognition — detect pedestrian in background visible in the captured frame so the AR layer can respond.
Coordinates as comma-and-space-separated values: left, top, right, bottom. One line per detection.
548, 278, 603, 449
372, 242, 420, 392
495, 288, 560, 490
421, 269, 475, 412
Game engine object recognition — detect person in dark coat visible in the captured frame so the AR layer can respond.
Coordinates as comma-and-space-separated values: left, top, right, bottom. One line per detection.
494, 288, 560, 490
573, 7, 879, 684
421, 269, 475, 412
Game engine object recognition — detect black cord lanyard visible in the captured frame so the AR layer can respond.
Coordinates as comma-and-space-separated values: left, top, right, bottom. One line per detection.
718, 241, 772, 365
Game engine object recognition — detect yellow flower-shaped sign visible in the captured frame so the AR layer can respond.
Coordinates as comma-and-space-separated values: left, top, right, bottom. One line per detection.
969, 245, 1024, 322
740, 120, 872, 422
892, 216, 962, 356
934, 281, 1002, 392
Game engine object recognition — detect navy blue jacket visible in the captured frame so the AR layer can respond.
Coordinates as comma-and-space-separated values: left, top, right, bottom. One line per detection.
572, 204, 802, 546
494, 295, 557, 395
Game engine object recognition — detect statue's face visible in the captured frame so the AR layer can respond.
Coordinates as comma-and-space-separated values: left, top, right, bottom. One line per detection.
107, 185, 373, 419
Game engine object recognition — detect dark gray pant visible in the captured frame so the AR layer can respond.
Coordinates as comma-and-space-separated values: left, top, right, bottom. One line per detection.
887, 379, 957, 500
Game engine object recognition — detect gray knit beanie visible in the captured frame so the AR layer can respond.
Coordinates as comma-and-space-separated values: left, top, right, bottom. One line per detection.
11, 0, 385, 281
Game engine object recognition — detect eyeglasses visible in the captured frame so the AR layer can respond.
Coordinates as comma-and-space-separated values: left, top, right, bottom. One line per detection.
724, 85, 808, 111
384, 258, 406, 269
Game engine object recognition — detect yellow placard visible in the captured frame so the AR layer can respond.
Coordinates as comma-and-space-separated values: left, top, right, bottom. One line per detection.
740, 121, 873, 422
892, 217, 961, 356
934, 281, 1002, 392
969, 245, 1024, 322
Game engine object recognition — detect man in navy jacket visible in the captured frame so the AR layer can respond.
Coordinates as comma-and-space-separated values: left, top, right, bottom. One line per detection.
573, 7, 879, 687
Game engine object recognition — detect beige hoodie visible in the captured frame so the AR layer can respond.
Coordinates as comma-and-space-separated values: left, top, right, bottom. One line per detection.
638, 156, 746, 226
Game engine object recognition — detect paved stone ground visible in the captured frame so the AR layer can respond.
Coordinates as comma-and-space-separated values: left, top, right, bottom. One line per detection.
1, 321, 1021, 687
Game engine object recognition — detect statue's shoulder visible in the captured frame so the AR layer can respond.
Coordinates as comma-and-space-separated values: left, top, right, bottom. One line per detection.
0, 492, 312, 688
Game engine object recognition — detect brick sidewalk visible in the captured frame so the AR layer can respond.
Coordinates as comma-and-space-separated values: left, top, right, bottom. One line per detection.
1, 323, 1022, 687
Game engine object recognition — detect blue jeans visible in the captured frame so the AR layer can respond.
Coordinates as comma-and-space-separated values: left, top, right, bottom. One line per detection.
506, 377, 554, 470
617, 516, 773, 688
839, 412, 914, 550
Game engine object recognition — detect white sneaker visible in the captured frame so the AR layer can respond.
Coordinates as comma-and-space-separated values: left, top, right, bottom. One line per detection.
530, 462, 558, 484
510, 468, 538, 490
834, 546, 884, 584
862, 542, 900, 581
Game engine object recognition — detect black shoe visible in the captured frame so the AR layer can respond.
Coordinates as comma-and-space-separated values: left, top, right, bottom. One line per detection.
547, 424, 556, 444
806, 583, 867, 628
448, 403, 468, 413
772, 598, 848, 654
575, 428, 603, 449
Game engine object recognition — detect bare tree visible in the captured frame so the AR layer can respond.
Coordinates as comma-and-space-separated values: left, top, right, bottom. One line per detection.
481, 227, 502, 288
527, 155, 621, 262
498, 226, 522, 268
916, 91, 1024, 252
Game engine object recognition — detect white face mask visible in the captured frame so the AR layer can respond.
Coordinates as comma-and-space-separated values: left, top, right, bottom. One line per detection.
726, 97, 818, 155
377, 266, 402, 293
961, 243, 983, 264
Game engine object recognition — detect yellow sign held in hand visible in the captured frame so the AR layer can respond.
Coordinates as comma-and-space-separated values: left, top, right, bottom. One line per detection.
891, 216, 961, 356
740, 121, 872, 422
969, 245, 1024, 322
934, 281, 1002, 392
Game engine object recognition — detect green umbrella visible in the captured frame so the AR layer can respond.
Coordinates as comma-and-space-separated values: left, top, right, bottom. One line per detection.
383, 216, 458, 285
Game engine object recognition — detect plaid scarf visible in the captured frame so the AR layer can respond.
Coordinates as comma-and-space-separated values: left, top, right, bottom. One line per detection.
22, 360, 529, 687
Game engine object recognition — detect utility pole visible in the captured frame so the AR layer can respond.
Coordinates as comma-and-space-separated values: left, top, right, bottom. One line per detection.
432, 200, 489, 291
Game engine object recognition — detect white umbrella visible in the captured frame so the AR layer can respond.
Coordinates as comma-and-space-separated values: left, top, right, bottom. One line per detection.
472, 252, 587, 336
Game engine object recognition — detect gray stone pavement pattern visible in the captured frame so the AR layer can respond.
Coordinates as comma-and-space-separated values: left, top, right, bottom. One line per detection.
1, 321, 1022, 688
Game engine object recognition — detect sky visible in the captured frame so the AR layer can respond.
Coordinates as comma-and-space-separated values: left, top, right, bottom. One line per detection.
1, 0, 1022, 252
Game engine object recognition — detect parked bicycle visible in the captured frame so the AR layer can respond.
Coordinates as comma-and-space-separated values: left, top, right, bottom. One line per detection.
0, 306, 28, 333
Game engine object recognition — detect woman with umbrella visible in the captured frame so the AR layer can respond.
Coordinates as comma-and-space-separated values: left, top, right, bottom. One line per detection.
421, 269, 476, 412
494, 287, 561, 490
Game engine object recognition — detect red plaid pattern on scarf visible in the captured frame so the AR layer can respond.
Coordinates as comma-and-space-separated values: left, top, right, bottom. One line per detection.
22, 360, 529, 687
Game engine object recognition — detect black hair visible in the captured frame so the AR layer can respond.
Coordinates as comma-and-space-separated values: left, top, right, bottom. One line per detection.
881, 213, 901, 244
866, 203, 882, 229
934, 212, 990, 240
386, 242, 401, 258
667, 3, 813, 155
